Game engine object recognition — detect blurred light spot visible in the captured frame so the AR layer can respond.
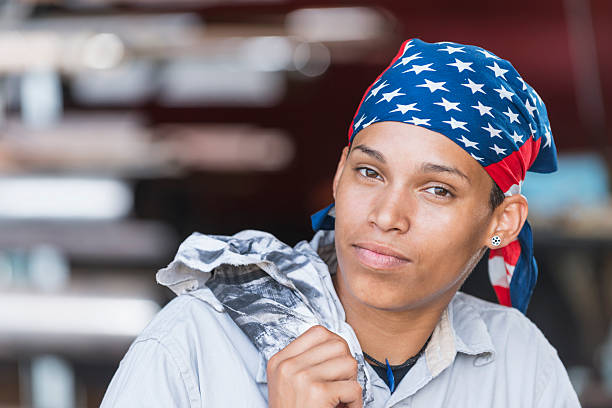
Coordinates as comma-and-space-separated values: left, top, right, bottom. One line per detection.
29, 246, 70, 292
159, 59, 285, 106
0, 177, 132, 220
0, 253, 12, 288
0, 293, 159, 337
32, 355, 75, 408
286, 7, 387, 42
243, 36, 293, 71
20, 70, 62, 128
81, 33, 125, 70
0, 83, 6, 126
0, 31, 60, 73
162, 125, 295, 171
71, 61, 155, 105
293, 42, 330, 77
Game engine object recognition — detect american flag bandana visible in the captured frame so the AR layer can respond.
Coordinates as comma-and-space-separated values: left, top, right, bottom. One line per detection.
312, 38, 558, 314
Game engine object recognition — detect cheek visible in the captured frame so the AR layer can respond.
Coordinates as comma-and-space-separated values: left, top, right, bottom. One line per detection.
411, 202, 490, 280
415, 204, 481, 250
333, 176, 372, 235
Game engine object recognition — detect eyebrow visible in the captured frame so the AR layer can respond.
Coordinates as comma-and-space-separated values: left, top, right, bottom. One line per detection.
351, 144, 471, 184
351, 144, 386, 164
421, 162, 471, 185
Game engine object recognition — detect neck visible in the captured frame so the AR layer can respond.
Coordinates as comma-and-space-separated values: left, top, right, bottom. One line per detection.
332, 272, 452, 365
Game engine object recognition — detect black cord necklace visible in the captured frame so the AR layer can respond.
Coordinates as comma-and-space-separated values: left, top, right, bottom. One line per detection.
362, 337, 430, 393
363, 351, 422, 369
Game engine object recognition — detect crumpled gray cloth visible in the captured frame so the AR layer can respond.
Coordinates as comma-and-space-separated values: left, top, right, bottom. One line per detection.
156, 229, 374, 406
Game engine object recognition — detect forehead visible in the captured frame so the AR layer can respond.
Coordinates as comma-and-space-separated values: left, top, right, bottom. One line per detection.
349, 121, 490, 184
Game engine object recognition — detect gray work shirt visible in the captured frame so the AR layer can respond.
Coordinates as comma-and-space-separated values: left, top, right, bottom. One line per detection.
101, 229, 580, 407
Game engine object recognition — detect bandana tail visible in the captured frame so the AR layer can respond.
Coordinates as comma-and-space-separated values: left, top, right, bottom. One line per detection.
488, 220, 537, 314
385, 358, 395, 393
311, 203, 335, 231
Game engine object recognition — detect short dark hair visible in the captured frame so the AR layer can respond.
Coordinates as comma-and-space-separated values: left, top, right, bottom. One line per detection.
489, 181, 505, 210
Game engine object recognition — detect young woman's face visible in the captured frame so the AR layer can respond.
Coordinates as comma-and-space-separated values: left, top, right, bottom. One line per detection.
333, 121, 497, 311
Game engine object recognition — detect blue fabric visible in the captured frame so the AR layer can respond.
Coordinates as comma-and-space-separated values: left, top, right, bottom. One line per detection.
510, 221, 538, 314
385, 359, 395, 393
310, 203, 336, 231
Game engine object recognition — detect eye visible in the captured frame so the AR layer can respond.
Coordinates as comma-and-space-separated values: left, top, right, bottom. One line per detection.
425, 186, 453, 198
357, 167, 382, 180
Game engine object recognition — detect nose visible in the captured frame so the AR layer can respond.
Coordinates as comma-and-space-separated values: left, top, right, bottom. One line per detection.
367, 187, 411, 233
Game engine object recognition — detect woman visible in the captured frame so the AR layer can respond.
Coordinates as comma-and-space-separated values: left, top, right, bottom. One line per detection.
102, 39, 580, 407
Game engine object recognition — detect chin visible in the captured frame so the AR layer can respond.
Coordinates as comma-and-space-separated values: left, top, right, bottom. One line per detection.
341, 267, 421, 309
343, 264, 456, 312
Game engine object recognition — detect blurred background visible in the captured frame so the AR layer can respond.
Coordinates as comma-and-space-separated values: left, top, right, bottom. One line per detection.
0, 0, 610, 406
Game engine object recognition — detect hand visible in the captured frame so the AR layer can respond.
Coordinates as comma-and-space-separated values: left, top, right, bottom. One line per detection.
267, 325, 363, 408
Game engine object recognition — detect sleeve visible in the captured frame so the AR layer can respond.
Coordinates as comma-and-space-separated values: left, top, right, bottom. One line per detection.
535, 346, 582, 408
100, 338, 201, 408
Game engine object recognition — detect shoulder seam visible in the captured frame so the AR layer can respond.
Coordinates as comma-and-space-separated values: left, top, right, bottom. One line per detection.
138, 295, 200, 341
138, 337, 203, 408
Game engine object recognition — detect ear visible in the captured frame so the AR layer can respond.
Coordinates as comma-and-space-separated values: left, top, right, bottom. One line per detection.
332, 145, 350, 200
485, 194, 528, 249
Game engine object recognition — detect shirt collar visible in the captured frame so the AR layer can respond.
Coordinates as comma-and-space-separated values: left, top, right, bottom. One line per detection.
449, 293, 496, 358
424, 294, 496, 377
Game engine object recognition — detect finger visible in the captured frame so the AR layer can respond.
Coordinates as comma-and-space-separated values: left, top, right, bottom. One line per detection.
268, 325, 336, 367
317, 380, 362, 408
306, 355, 359, 382
290, 337, 353, 370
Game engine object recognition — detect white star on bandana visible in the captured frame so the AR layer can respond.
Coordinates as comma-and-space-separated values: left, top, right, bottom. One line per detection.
503, 107, 520, 124
393, 52, 422, 68
416, 79, 449, 93
494, 85, 515, 101
390, 103, 420, 114
447, 58, 475, 73
472, 101, 494, 117
376, 88, 405, 104
438, 45, 465, 54
443, 117, 469, 131
462, 79, 486, 94
487, 61, 508, 80
405, 117, 431, 126
490, 144, 507, 155
434, 98, 461, 112
404, 63, 435, 75
482, 123, 503, 138
458, 135, 479, 149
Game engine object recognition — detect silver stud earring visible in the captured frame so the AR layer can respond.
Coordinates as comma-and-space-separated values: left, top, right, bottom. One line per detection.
491, 236, 502, 247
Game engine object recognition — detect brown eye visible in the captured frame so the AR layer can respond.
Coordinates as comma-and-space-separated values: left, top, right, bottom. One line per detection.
357, 167, 382, 180
426, 186, 452, 197
434, 187, 448, 196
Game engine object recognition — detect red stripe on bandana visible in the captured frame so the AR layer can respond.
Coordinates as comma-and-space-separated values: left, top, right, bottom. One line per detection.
489, 237, 522, 307
492, 285, 512, 307
489, 240, 521, 265
483, 136, 541, 192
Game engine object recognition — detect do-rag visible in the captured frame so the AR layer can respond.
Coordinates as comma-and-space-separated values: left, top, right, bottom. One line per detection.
311, 38, 558, 314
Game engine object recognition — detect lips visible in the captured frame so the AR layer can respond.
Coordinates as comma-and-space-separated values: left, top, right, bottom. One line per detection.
352, 242, 411, 270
